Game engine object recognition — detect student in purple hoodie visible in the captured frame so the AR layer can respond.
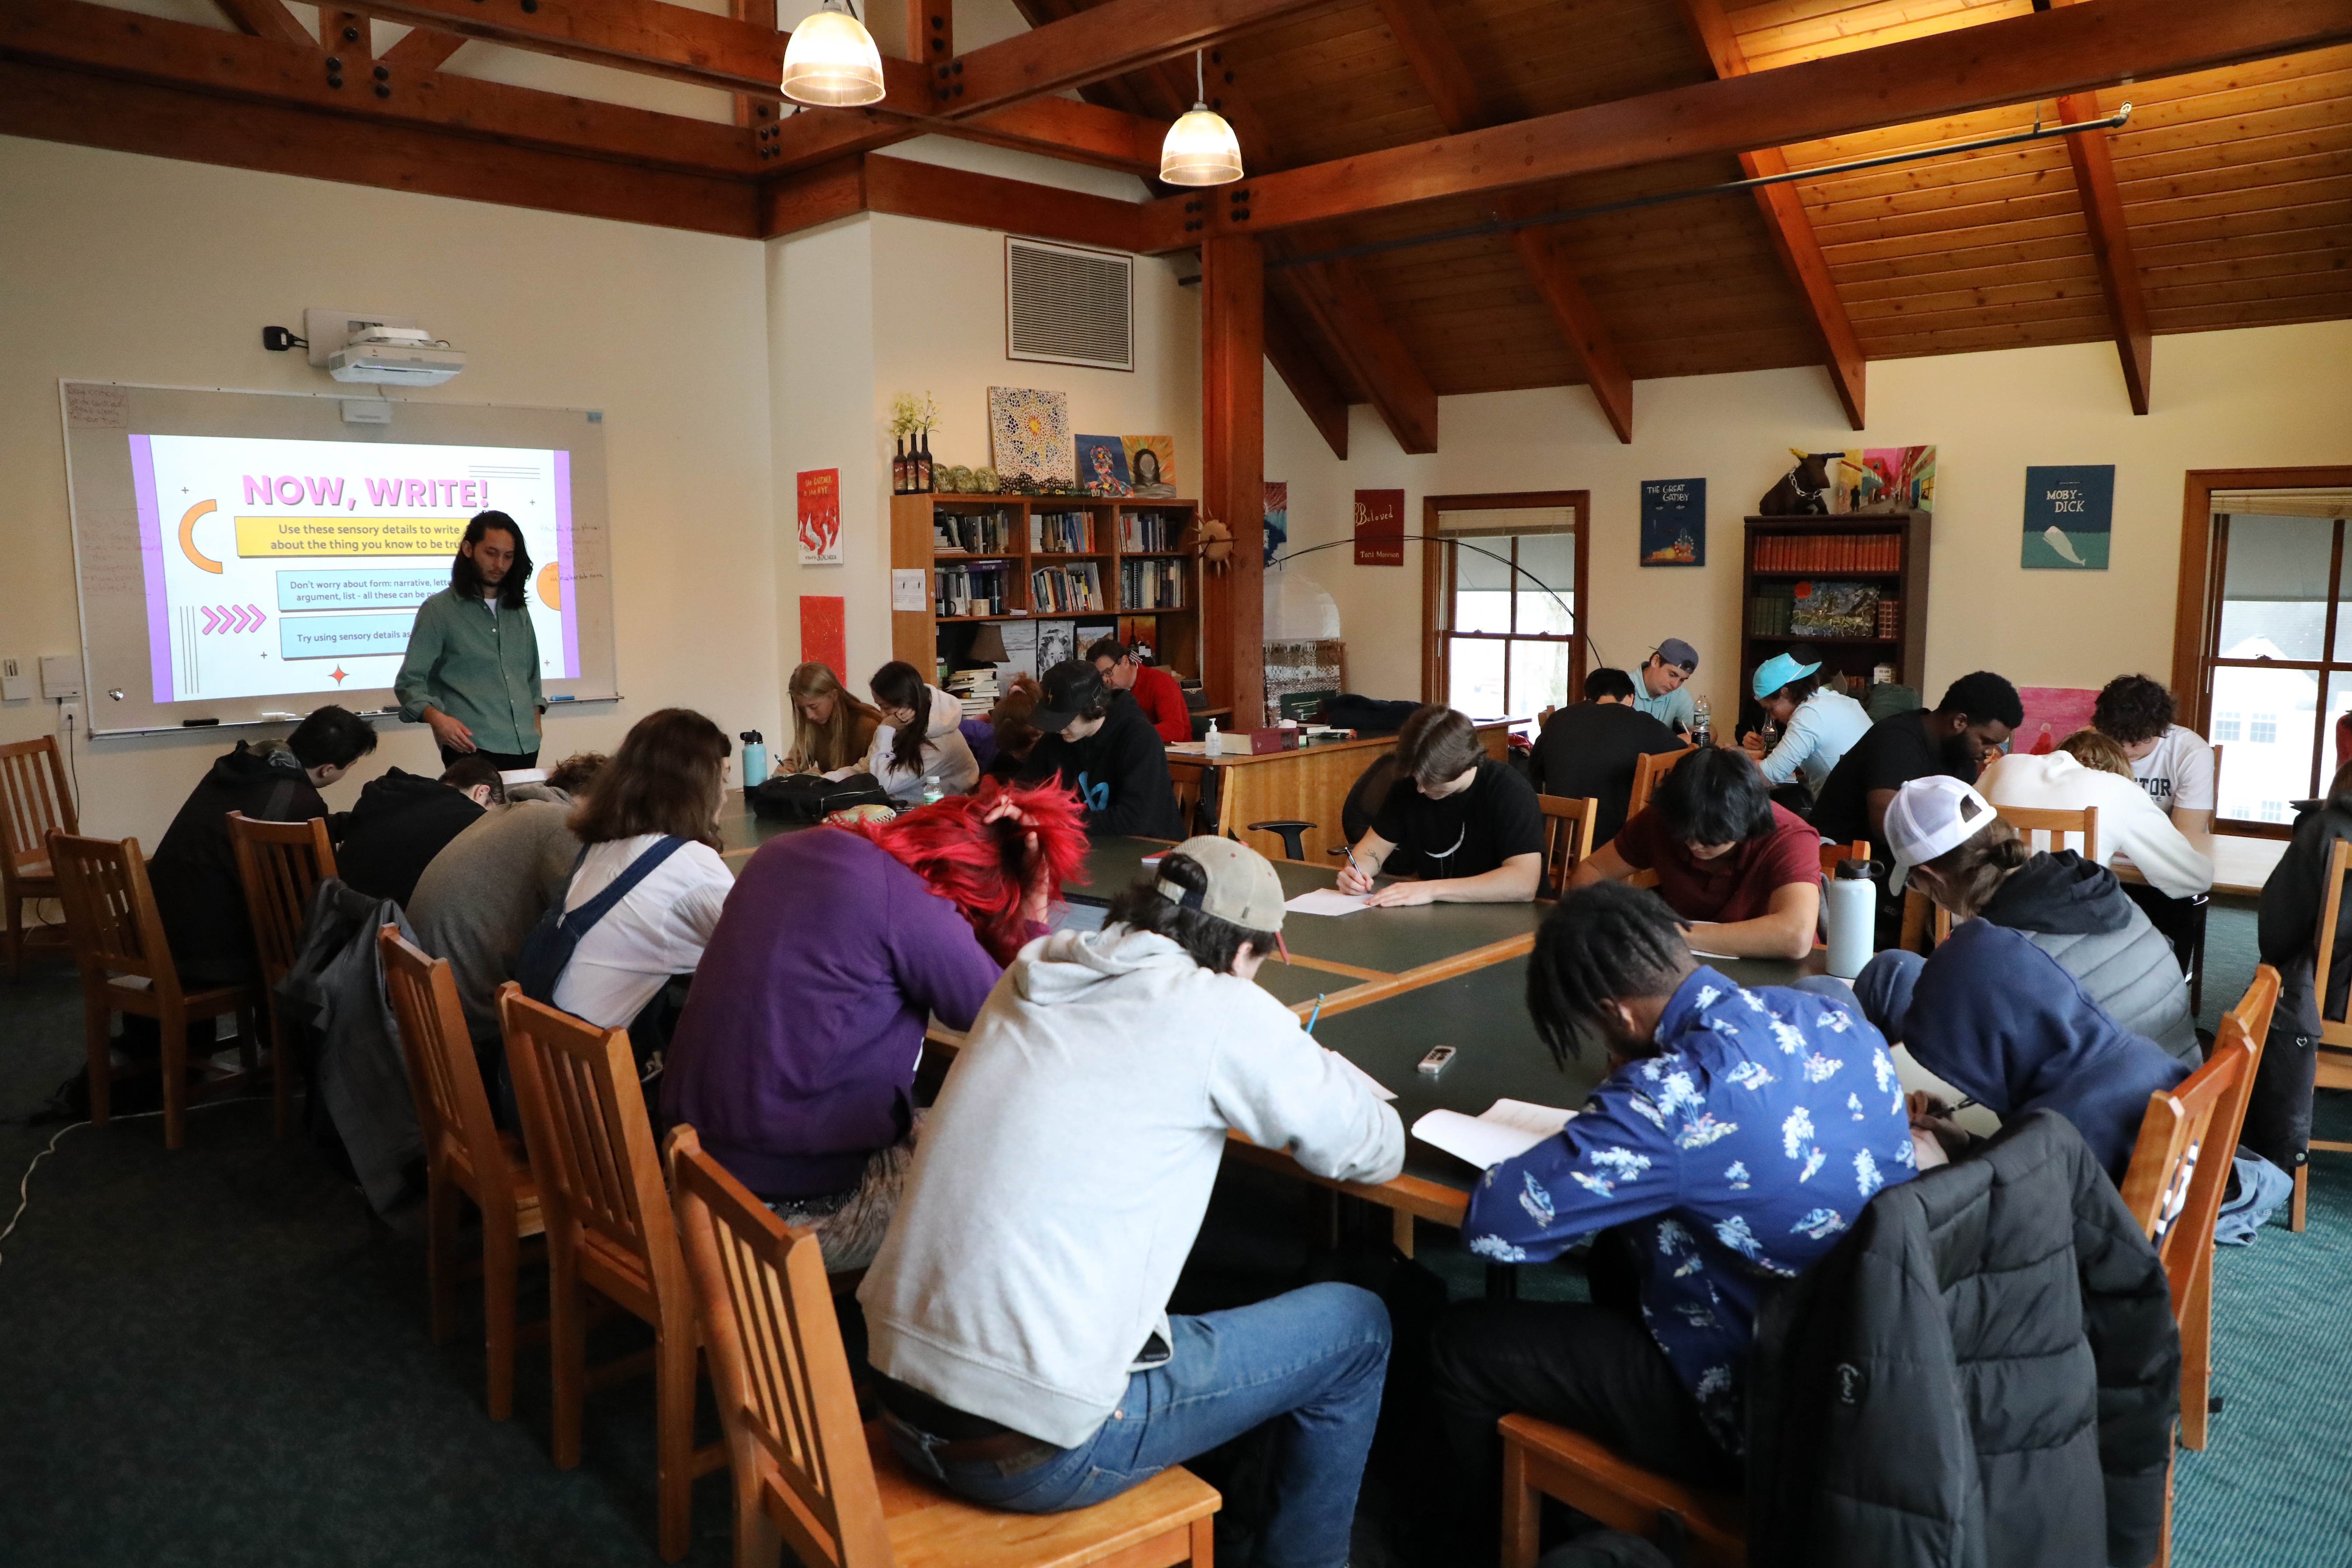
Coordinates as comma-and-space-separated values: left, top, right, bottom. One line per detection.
660, 778, 1089, 1269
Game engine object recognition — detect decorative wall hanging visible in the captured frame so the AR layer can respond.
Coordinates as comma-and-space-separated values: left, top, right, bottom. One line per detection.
796, 467, 842, 565
1639, 478, 1705, 566
1123, 436, 1176, 497
2021, 464, 2114, 569
800, 594, 846, 675
1834, 446, 1938, 514
987, 387, 1073, 484
1264, 481, 1289, 568
1075, 435, 1132, 497
1353, 488, 1404, 567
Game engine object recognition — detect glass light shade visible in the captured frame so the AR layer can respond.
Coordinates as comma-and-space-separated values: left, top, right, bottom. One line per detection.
781, 8, 886, 107
1159, 105, 1243, 186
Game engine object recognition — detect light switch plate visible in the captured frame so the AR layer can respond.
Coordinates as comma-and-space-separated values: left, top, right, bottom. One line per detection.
0, 657, 32, 701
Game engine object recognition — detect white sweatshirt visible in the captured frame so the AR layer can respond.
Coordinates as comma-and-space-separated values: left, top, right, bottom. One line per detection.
865, 683, 979, 803
858, 925, 1405, 1448
1977, 749, 2214, 899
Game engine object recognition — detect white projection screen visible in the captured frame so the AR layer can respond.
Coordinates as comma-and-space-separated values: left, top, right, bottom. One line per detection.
59, 382, 616, 736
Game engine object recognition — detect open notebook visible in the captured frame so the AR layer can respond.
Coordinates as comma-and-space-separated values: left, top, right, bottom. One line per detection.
1412, 1099, 1577, 1169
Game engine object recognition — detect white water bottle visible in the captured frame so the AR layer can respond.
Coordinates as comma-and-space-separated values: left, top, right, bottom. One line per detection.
1205, 719, 1223, 756
1825, 858, 1876, 980
920, 775, 943, 806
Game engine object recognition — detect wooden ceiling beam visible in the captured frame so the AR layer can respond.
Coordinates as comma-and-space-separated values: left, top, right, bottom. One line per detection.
0, 0, 756, 175
0, 57, 756, 234
940, 0, 1336, 121
379, 24, 466, 72
860, 153, 1148, 248
2060, 85, 2155, 413
1264, 299, 1350, 459
214, 0, 315, 49
730, 0, 777, 129
948, 95, 1163, 177
1136, 0, 2352, 247
1381, 0, 1632, 440
1676, 0, 1865, 429
1288, 258, 1438, 453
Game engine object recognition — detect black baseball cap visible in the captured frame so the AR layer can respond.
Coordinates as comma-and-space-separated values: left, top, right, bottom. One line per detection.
1031, 659, 1107, 733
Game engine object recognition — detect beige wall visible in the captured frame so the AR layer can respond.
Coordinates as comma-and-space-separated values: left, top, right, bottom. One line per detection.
0, 135, 777, 846
1265, 320, 2352, 721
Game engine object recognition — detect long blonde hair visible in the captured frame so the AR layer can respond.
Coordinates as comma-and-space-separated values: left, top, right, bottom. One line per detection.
787, 662, 880, 772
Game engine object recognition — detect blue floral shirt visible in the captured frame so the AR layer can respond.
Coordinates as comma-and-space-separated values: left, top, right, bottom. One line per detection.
1463, 966, 1917, 1451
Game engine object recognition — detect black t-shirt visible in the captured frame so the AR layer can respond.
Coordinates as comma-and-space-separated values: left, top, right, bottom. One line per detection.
1811, 709, 1979, 855
1370, 754, 1546, 880
1528, 702, 1685, 843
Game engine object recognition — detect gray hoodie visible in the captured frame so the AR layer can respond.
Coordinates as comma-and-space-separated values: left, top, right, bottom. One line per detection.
1981, 850, 2199, 1064
858, 925, 1405, 1448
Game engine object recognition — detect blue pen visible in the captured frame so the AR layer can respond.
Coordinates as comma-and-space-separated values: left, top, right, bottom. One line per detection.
1305, 994, 1325, 1035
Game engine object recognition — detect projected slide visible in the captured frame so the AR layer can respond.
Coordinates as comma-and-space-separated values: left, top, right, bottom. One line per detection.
128, 434, 578, 706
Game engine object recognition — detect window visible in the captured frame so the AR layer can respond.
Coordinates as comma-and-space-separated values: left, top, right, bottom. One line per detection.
2261, 799, 2286, 822
1423, 495, 1589, 725
2250, 713, 2278, 744
2213, 711, 2242, 742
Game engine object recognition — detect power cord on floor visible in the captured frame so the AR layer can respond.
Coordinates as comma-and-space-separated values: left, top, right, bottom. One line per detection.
0, 1097, 265, 1272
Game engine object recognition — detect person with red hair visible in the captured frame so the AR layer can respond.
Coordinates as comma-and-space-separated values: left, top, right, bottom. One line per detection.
660, 778, 1087, 1269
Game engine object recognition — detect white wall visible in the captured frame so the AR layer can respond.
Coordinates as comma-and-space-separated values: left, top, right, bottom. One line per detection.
0, 135, 777, 845
1265, 320, 2352, 718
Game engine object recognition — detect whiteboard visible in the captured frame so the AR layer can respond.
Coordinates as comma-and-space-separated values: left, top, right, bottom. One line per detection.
59, 381, 617, 737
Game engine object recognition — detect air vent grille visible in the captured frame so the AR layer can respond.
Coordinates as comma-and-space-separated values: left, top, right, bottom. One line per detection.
1006, 238, 1133, 372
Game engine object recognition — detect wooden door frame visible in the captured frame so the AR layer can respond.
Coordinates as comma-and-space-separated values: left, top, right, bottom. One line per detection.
1421, 490, 1592, 709
2172, 466, 2352, 735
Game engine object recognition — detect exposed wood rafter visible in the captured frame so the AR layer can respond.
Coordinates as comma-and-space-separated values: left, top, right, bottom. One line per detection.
2059, 84, 2155, 413
757, 152, 1150, 249
214, 0, 314, 48
379, 25, 465, 72
1288, 259, 1438, 454
730, 0, 777, 130
940, 0, 1333, 120
1676, 0, 1866, 429
1264, 302, 1349, 459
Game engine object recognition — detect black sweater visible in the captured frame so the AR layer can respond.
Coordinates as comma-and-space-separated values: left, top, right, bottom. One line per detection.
334, 768, 486, 910
1020, 695, 1185, 840
146, 741, 330, 987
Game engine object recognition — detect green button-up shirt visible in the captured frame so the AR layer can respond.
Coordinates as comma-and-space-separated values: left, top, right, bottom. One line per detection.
395, 587, 545, 756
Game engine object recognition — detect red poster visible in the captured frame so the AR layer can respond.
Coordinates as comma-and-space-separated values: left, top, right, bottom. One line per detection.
800, 594, 847, 676
796, 468, 842, 565
1353, 488, 1405, 567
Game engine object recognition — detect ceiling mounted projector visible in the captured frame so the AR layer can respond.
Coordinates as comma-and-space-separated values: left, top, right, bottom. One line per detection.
328, 324, 467, 386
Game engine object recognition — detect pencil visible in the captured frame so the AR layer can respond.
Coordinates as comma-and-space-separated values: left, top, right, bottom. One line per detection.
1306, 994, 1325, 1035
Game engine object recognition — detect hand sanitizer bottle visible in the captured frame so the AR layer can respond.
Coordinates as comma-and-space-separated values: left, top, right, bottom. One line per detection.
1204, 719, 1222, 756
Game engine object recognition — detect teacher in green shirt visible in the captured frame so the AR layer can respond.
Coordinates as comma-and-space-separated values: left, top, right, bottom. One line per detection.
396, 510, 546, 770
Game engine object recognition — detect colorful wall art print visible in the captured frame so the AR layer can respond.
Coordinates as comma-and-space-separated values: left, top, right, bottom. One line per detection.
1639, 477, 1705, 566
1075, 435, 1132, 497
1354, 489, 1405, 567
2021, 465, 2115, 570
1829, 446, 1938, 514
1264, 481, 1289, 567
987, 387, 1074, 484
799, 594, 846, 676
1124, 436, 1176, 497
796, 467, 841, 566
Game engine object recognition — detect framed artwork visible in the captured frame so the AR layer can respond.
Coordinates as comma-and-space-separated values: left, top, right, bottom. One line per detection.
1830, 446, 1938, 514
1354, 488, 1404, 567
987, 387, 1073, 484
1639, 478, 1705, 566
796, 467, 841, 566
1075, 435, 1132, 497
1123, 435, 1176, 496
1036, 620, 1076, 671
2013, 686, 2103, 758
2021, 465, 2115, 569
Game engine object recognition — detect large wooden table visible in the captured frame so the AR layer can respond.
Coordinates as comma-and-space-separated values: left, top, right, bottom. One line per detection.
2114, 832, 2284, 898
1170, 719, 1517, 864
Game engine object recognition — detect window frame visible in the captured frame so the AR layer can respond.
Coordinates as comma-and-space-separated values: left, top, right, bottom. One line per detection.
1420, 491, 1590, 722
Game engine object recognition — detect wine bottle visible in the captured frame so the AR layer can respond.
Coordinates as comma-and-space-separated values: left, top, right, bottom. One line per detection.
892, 437, 908, 494
916, 430, 935, 492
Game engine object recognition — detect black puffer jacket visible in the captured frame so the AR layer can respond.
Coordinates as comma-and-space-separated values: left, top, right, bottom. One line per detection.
1745, 1110, 2178, 1568
2246, 796, 2352, 1170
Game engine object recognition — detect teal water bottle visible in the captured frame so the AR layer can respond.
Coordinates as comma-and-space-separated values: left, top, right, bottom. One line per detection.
740, 730, 769, 789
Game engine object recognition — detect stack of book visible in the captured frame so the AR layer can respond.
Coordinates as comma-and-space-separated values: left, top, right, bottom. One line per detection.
1031, 511, 1096, 553
1031, 562, 1104, 613
1754, 533, 1901, 572
946, 667, 1000, 718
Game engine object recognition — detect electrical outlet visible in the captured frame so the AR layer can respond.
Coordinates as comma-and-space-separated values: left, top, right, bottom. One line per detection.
0, 657, 32, 701
57, 699, 82, 736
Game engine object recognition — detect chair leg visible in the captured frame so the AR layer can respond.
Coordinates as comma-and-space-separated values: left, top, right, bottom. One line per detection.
734, 1471, 784, 1568
2, 890, 22, 976
549, 1256, 587, 1471
2178, 1252, 2214, 1451
482, 1213, 520, 1422
425, 1170, 461, 1347
81, 984, 112, 1127
267, 996, 296, 1142
159, 999, 188, 1150
2291, 1163, 2308, 1232
655, 1323, 699, 1561
1188, 1515, 1215, 1567
1500, 1435, 1540, 1568
2156, 1437, 2175, 1568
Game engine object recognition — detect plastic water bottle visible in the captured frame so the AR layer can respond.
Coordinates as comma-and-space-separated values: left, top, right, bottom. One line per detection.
920, 775, 944, 806
1205, 719, 1223, 756
1825, 859, 1876, 980
740, 730, 769, 789
1692, 695, 1713, 748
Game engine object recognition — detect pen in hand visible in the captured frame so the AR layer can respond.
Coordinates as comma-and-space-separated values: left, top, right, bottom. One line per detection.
1306, 994, 1325, 1035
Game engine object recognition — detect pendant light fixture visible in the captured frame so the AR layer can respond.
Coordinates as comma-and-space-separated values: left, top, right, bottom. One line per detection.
1158, 49, 1243, 187
781, 0, 885, 107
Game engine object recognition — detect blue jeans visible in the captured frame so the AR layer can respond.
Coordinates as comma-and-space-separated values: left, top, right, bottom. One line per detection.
884, 1282, 1391, 1568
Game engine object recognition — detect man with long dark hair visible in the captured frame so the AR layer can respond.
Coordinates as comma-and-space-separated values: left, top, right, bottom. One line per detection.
395, 509, 545, 769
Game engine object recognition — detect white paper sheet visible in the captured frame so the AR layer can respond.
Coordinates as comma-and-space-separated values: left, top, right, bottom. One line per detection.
890, 568, 927, 612
1325, 1050, 1396, 1101
1284, 887, 1377, 917
1412, 1099, 1577, 1169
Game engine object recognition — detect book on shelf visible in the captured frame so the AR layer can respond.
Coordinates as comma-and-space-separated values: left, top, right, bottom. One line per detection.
1754, 533, 1902, 573
1119, 557, 1187, 611
934, 561, 1010, 617
1118, 510, 1181, 551
1030, 562, 1104, 614
1029, 510, 1096, 554
935, 509, 1015, 555
945, 667, 1000, 718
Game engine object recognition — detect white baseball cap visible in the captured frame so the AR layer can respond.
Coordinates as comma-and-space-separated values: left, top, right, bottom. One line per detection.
1884, 775, 1999, 892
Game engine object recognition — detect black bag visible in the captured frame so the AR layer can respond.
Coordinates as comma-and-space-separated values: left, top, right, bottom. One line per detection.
749, 771, 895, 823
514, 836, 687, 1004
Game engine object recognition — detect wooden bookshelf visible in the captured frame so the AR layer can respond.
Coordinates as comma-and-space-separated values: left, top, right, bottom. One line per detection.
889, 493, 1202, 681
1737, 511, 1932, 734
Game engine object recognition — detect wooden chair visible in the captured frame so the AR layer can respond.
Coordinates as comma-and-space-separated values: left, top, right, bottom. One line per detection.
0, 735, 77, 973
226, 812, 336, 1140
2295, 838, 2352, 1230
1625, 746, 1694, 821
1499, 1416, 1744, 1568
500, 982, 724, 1561
1536, 794, 1597, 896
49, 833, 253, 1149
1816, 840, 1868, 877
380, 927, 545, 1421
1996, 803, 2099, 864
664, 1123, 1220, 1568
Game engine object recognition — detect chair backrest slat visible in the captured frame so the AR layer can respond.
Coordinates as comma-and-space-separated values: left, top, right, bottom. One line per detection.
1536, 794, 1597, 896
667, 1125, 895, 1568
1626, 746, 1695, 821
227, 813, 336, 991
0, 737, 76, 873
1994, 803, 2099, 866
50, 834, 175, 991
379, 926, 513, 1210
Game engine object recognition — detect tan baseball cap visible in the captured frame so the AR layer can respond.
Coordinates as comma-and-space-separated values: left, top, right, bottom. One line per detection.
1158, 836, 1287, 934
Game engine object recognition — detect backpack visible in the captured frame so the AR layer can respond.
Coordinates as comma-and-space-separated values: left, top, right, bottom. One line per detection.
514, 836, 688, 1005
749, 771, 895, 822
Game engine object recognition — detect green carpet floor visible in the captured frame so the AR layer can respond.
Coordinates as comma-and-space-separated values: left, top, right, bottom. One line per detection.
2, 904, 2346, 1565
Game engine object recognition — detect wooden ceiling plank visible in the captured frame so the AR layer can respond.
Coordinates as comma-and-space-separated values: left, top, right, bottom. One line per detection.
379, 26, 466, 71
1676, 0, 1865, 427
215, 0, 316, 49
1265, 301, 1351, 457
1287, 257, 1439, 452
0, 57, 757, 234
0, 0, 756, 174
1135, 0, 2352, 249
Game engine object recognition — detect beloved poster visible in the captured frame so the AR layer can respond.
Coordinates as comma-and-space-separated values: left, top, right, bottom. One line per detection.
796, 468, 841, 566
799, 594, 846, 676
1353, 488, 1405, 567
1639, 478, 1705, 566
2021, 464, 2115, 570
1264, 481, 1289, 567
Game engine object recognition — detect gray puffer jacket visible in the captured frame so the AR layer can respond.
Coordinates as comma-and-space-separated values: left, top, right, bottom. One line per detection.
1980, 850, 2198, 1063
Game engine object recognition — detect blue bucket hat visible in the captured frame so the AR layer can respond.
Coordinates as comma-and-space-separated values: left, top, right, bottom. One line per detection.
1751, 652, 1822, 700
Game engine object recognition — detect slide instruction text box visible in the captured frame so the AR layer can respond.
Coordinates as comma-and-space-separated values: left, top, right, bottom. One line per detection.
280, 612, 416, 661
236, 516, 467, 557
276, 568, 445, 614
